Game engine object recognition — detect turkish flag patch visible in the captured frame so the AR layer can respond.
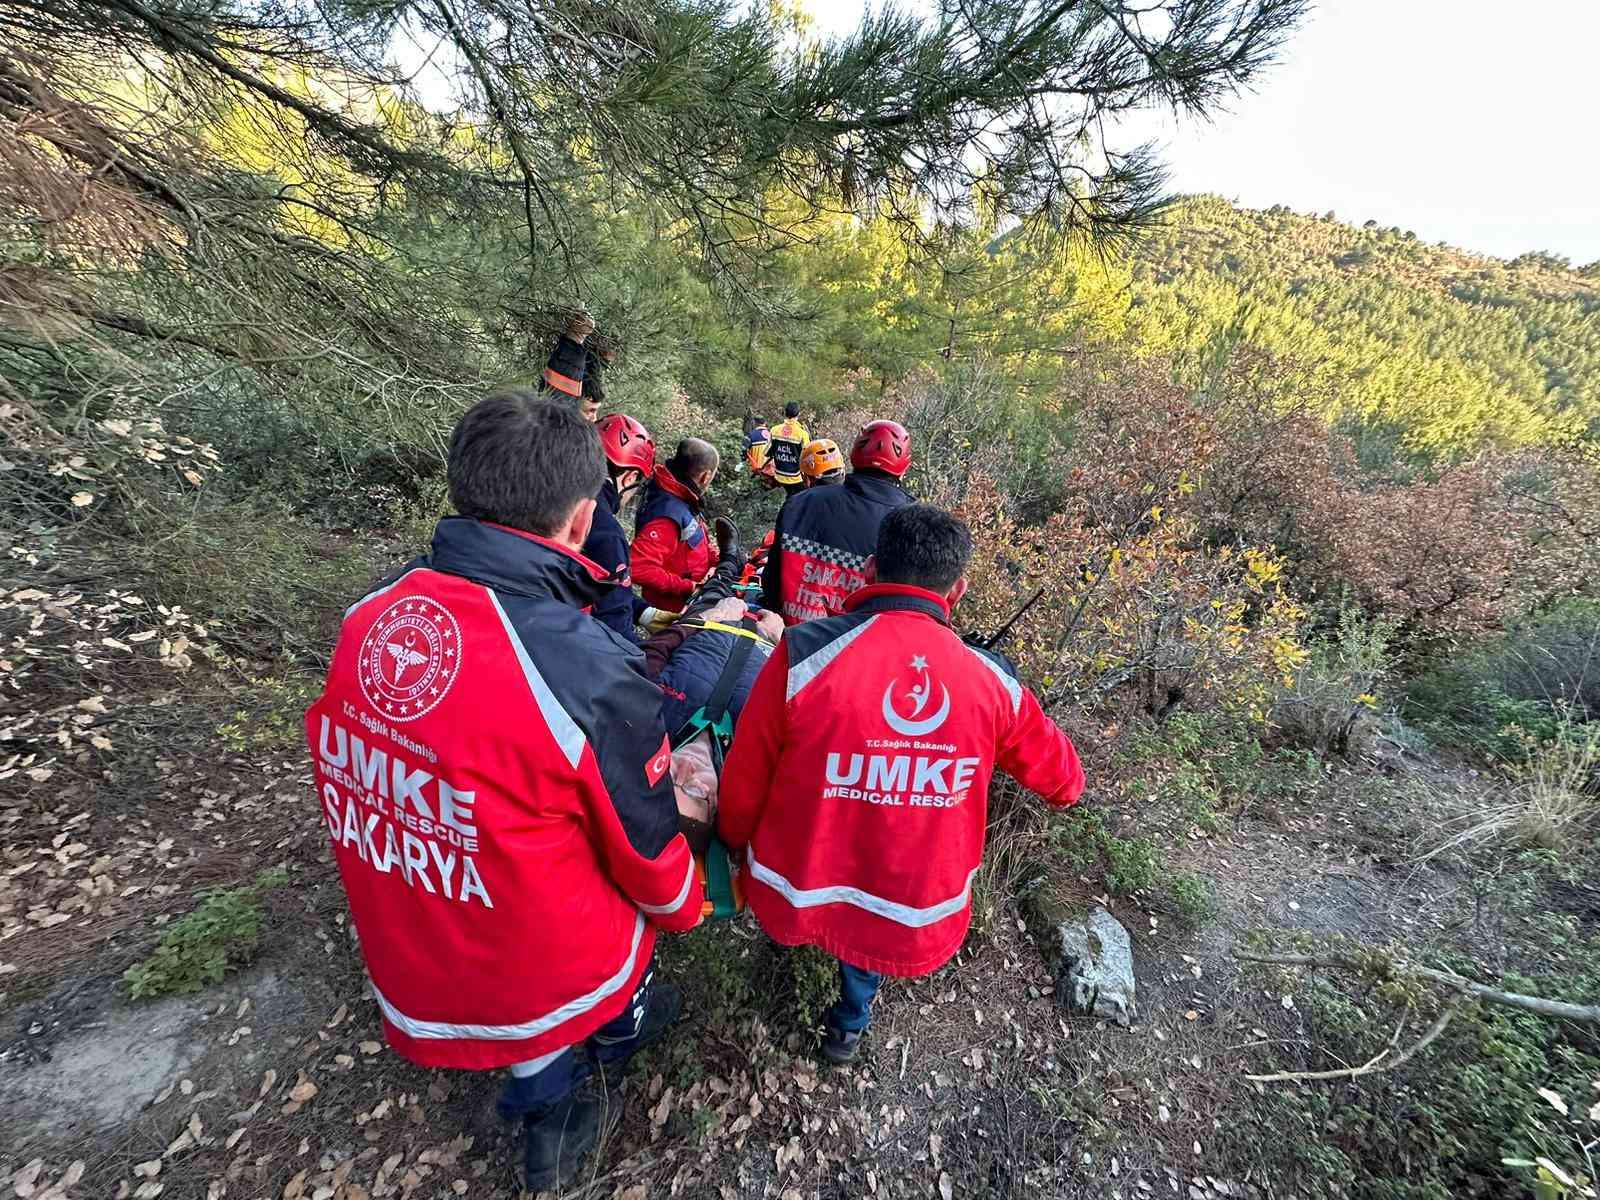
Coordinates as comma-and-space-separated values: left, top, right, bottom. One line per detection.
645, 735, 672, 787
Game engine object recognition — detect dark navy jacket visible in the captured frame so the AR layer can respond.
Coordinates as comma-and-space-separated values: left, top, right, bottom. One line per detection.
584, 478, 639, 645
642, 617, 772, 737
761, 472, 912, 624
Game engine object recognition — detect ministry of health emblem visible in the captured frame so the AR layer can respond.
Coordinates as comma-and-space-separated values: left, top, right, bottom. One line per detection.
358, 596, 462, 722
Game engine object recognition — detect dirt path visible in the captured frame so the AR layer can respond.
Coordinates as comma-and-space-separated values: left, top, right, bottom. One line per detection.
3, 688, 1489, 1200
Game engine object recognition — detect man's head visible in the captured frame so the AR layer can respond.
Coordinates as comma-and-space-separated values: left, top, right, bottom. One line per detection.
850, 419, 912, 478
871, 504, 972, 606
783, 400, 800, 419
800, 438, 845, 487
667, 437, 720, 495
447, 388, 603, 549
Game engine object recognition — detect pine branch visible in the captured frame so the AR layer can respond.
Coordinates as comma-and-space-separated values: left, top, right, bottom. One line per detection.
1233, 946, 1600, 1024
1244, 1000, 1462, 1084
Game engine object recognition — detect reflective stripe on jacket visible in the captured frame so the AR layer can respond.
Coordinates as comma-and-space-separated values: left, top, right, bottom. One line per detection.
305, 517, 702, 1070
717, 584, 1084, 976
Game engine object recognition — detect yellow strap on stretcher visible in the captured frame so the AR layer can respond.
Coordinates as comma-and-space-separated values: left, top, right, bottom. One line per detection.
677, 619, 768, 642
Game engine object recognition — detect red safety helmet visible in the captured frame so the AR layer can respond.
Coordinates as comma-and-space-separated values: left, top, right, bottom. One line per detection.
849, 419, 912, 477
596, 413, 656, 476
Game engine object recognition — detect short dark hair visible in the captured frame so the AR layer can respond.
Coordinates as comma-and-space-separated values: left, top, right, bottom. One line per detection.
667, 437, 719, 480
875, 505, 972, 592
447, 388, 604, 535
783, 400, 800, 418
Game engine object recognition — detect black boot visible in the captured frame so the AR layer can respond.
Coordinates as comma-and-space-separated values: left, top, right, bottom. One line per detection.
713, 516, 742, 566
631, 982, 683, 1055
820, 1023, 864, 1066
523, 1095, 609, 1192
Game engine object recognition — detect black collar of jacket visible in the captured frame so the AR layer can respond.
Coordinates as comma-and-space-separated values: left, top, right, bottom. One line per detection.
845, 472, 911, 503
599, 476, 621, 514
427, 516, 611, 609
846, 583, 952, 626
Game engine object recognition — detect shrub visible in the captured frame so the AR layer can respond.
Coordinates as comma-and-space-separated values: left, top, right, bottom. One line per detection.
1272, 604, 1395, 754
216, 674, 322, 752
1406, 601, 1600, 753
1163, 872, 1218, 926
1104, 834, 1159, 895
124, 869, 287, 999
1053, 809, 1162, 897
958, 447, 1307, 730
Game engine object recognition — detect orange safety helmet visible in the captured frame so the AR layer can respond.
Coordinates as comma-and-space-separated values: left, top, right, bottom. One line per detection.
799, 438, 846, 484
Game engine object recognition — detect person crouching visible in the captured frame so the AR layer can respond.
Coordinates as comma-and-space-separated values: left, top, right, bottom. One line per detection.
717, 505, 1085, 1064
631, 438, 722, 615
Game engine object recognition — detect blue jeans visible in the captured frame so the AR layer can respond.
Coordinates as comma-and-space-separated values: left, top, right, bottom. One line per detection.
496, 960, 654, 1118
826, 961, 884, 1034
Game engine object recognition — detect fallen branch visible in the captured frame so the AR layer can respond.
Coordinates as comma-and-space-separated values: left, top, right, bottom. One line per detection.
1232, 946, 1600, 1024
1244, 999, 1461, 1083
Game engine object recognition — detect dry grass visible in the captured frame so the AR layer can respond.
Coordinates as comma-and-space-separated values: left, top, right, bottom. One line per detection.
1427, 717, 1600, 858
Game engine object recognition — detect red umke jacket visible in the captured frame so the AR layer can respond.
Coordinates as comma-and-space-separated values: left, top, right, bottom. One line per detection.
631, 464, 719, 612
717, 584, 1084, 976
304, 517, 702, 1070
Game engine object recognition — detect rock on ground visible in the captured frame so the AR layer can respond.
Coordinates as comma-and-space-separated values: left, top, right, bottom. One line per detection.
1054, 906, 1137, 1027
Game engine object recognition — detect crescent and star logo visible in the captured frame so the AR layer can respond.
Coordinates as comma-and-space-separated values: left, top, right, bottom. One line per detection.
881, 655, 951, 737
358, 597, 462, 722
645, 735, 672, 786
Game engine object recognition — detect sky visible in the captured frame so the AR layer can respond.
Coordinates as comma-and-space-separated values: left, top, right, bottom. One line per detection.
796, 0, 1600, 264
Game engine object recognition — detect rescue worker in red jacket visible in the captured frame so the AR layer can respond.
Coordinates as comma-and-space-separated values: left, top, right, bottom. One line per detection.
304, 392, 703, 1190
631, 438, 722, 614
719, 504, 1085, 1064
762, 420, 913, 625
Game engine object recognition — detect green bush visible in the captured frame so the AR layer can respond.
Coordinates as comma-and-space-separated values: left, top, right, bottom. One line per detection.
1103, 835, 1159, 895
1272, 604, 1394, 754
1406, 601, 1600, 759
124, 869, 287, 999
1163, 872, 1218, 926
1236, 888, 1600, 1196
1052, 809, 1159, 896
216, 674, 322, 752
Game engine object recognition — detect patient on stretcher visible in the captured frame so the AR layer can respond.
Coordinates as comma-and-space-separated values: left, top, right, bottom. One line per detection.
638, 590, 783, 857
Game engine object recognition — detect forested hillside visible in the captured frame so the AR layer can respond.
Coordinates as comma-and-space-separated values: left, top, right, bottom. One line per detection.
1121, 196, 1600, 453
3, 0, 1599, 1197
